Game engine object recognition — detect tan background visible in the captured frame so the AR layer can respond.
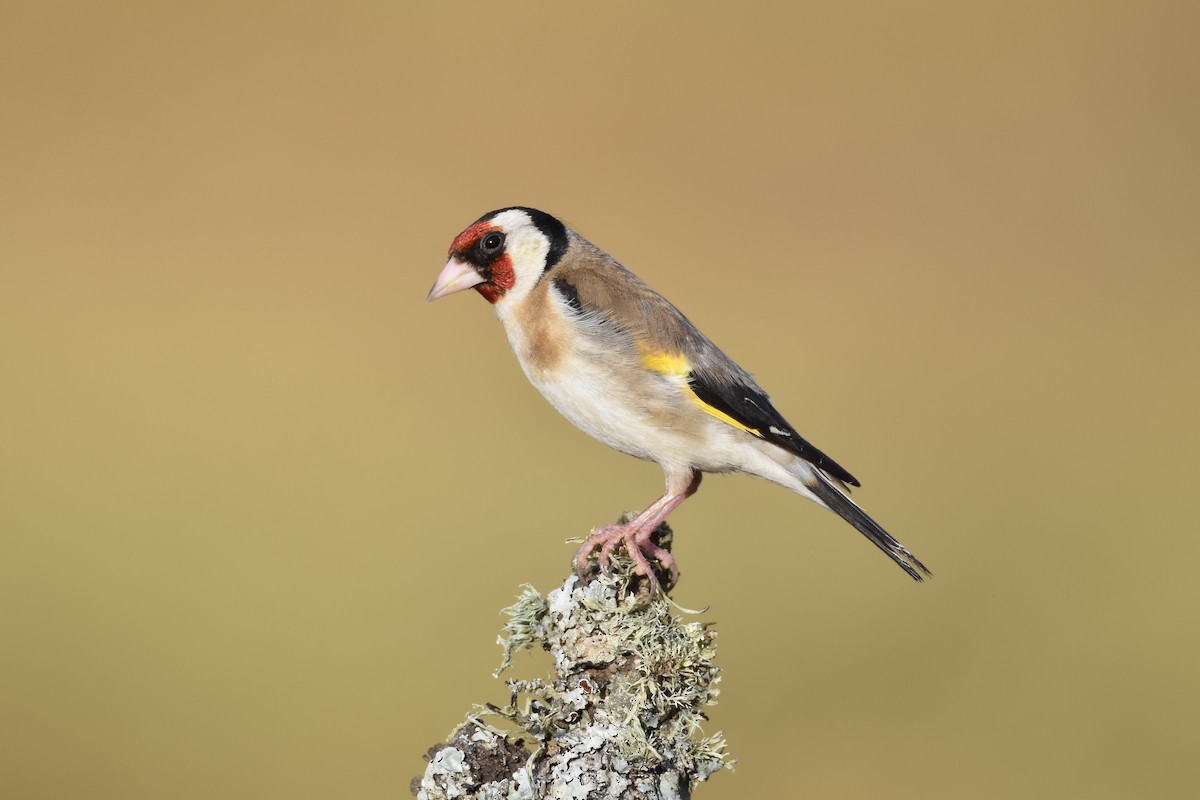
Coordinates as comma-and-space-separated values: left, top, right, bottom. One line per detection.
3, 1, 1198, 797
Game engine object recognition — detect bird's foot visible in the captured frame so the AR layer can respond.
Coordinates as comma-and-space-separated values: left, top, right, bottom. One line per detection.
574, 519, 677, 594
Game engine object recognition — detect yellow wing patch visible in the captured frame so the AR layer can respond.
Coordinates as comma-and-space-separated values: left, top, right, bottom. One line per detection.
639, 347, 691, 377
637, 345, 764, 438
688, 393, 764, 436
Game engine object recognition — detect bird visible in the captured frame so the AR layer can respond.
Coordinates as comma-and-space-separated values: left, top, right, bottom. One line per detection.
426, 207, 929, 590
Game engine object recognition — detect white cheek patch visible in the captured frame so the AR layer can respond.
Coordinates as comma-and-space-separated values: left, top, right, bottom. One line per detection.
488, 209, 550, 302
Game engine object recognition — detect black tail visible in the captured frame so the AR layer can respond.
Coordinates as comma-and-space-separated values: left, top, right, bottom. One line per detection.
805, 472, 931, 582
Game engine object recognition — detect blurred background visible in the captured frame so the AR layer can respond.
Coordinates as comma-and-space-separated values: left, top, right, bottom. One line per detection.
2, 1, 1198, 797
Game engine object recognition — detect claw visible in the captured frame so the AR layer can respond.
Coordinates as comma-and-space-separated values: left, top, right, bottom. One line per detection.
572, 473, 700, 594
573, 520, 673, 594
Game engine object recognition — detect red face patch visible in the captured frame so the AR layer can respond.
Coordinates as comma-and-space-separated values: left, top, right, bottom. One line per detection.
449, 221, 495, 256
448, 221, 515, 304
476, 254, 514, 303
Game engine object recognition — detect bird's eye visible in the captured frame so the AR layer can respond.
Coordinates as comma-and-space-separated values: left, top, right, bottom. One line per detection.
481, 232, 505, 255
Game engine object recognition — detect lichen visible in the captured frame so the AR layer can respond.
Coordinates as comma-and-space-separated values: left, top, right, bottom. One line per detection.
495, 584, 550, 676
415, 523, 731, 800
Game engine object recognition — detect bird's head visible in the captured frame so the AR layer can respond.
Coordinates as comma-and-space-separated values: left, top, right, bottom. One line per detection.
426, 207, 570, 307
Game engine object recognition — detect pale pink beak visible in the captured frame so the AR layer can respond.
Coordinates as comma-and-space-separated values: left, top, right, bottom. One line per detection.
426, 258, 486, 302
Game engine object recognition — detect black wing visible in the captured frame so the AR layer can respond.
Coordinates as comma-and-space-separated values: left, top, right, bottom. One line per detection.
686, 370, 861, 487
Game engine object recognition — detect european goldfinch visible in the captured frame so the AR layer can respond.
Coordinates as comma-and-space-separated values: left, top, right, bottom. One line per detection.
427, 207, 929, 588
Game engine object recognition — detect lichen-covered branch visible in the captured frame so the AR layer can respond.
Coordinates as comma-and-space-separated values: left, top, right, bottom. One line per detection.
412, 524, 730, 800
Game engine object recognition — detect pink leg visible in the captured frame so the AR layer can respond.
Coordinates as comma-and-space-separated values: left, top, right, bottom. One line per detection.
574, 470, 701, 592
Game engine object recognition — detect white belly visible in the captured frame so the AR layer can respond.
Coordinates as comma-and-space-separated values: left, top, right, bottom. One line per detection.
494, 294, 792, 479
527, 348, 668, 461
